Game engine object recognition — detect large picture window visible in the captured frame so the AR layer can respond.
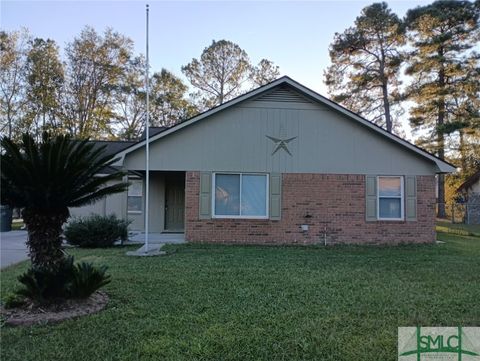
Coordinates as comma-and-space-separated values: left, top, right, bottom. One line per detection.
377, 176, 404, 220
127, 178, 143, 213
213, 173, 268, 218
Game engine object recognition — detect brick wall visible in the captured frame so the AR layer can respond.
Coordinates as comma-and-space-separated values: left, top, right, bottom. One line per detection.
185, 172, 436, 245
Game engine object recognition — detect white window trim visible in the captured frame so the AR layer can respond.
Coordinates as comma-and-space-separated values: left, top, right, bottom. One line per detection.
127, 178, 143, 214
212, 172, 269, 219
377, 176, 404, 221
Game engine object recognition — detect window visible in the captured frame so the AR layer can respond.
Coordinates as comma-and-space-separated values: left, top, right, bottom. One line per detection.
377, 176, 404, 220
213, 173, 268, 218
128, 178, 143, 213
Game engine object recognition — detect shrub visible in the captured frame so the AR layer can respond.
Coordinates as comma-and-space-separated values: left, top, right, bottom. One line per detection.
65, 214, 129, 248
16, 257, 75, 303
3, 293, 27, 309
70, 262, 111, 299
15, 257, 111, 304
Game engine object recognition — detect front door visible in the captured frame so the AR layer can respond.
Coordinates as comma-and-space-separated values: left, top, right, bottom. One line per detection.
165, 177, 185, 231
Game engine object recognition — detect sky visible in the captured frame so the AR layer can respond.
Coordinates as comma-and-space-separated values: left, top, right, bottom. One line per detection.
1, 0, 433, 137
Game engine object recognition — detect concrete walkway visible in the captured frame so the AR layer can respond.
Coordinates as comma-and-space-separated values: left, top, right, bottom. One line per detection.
127, 232, 185, 244
0, 231, 29, 269
126, 232, 185, 257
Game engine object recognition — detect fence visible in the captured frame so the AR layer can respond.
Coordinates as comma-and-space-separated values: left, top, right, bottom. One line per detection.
438, 202, 480, 224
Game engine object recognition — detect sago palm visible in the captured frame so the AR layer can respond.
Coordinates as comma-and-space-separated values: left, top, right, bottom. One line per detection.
1, 132, 128, 271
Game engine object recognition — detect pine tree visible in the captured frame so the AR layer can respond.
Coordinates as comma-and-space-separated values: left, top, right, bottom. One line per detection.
325, 2, 405, 133
251, 59, 280, 87
405, 0, 479, 218
182, 40, 251, 109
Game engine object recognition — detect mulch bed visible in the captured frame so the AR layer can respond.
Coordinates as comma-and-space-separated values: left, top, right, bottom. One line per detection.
1, 291, 109, 327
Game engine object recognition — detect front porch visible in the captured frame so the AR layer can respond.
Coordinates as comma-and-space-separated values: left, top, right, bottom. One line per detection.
127, 170, 186, 234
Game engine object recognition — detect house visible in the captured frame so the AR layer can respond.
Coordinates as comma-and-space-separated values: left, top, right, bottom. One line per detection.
71, 76, 455, 244
457, 170, 480, 224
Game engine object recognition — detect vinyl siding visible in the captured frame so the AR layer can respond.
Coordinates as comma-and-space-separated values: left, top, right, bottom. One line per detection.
124, 93, 437, 175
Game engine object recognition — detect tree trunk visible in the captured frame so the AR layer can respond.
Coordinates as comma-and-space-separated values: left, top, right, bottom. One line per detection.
22, 207, 69, 271
436, 50, 447, 218
382, 82, 392, 133
459, 130, 467, 172
379, 51, 392, 133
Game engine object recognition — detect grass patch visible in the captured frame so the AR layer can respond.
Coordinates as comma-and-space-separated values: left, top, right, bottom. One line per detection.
11, 220, 24, 231
436, 220, 480, 237
1, 234, 479, 361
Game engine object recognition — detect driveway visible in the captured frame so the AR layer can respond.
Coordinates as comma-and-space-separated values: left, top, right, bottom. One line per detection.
0, 231, 29, 269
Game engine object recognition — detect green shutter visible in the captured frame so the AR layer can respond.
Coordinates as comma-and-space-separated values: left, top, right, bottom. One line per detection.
405, 176, 417, 221
269, 173, 282, 220
365, 175, 377, 221
199, 172, 211, 219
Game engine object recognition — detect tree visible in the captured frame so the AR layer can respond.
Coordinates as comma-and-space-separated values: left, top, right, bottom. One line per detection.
112, 56, 147, 140
0, 29, 30, 139
182, 40, 251, 108
150, 69, 197, 127
62, 26, 133, 138
251, 59, 280, 86
24, 38, 64, 137
324, 2, 405, 133
405, 0, 479, 217
113, 60, 197, 140
0, 133, 127, 272
448, 58, 480, 173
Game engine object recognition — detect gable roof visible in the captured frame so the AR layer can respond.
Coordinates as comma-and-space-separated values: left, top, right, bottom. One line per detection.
88, 140, 137, 157
84, 140, 137, 174
140, 126, 167, 139
457, 170, 480, 192
114, 76, 456, 173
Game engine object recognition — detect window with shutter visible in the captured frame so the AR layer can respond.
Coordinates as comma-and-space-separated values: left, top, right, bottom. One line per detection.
377, 176, 404, 220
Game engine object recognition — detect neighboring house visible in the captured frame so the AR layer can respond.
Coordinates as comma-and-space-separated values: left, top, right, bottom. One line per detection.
457, 170, 480, 225
71, 76, 455, 244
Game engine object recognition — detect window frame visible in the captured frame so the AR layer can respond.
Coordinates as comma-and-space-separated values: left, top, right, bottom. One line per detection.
377, 176, 404, 221
127, 178, 143, 214
212, 172, 269, 219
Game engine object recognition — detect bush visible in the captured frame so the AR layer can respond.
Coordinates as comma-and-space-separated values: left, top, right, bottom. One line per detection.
65, 214, 129, 248
15, 256, 111, 304
3, 293, 27, 309
70, 262, 111, 299
16, 257, 75, 303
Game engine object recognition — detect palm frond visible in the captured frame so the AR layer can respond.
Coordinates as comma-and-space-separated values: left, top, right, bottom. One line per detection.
1, 132, 128, 210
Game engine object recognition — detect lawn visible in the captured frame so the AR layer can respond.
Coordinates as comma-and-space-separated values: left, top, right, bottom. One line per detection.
436, 219, 480, 237
1, 229, 479, 361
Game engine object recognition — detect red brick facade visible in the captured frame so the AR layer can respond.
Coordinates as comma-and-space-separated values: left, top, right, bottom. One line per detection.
185, 172, 436, 245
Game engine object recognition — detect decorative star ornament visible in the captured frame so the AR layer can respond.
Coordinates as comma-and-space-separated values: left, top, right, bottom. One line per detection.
266, 135, 297, 156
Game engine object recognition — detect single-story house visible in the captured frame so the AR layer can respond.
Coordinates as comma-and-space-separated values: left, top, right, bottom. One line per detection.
71, 76, 455, 244
457, 170, 480, 224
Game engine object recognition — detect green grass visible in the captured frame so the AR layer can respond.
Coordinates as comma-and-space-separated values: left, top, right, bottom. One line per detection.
436, 219, 480, 237
10, 220, 24, 231
1, 232, 479, 361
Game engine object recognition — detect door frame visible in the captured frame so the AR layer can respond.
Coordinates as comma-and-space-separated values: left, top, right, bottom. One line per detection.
163, 172, 186, 233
